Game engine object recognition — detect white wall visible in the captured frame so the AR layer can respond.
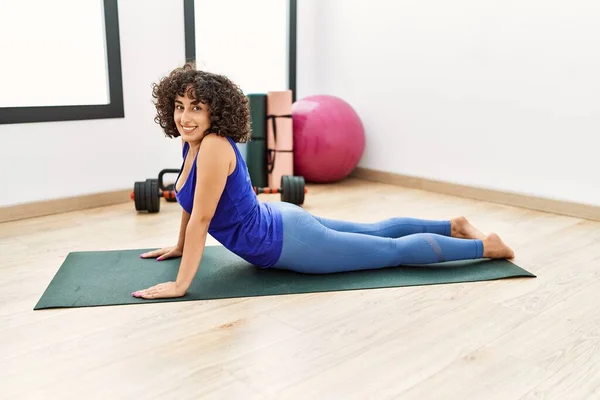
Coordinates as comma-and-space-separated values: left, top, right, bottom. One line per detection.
296, 0, 322, 99
0, 0, 186, 207
296, 0, 600, 206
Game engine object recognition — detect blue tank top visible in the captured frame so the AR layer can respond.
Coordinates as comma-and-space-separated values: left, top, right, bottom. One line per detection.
174, 136, 283, 268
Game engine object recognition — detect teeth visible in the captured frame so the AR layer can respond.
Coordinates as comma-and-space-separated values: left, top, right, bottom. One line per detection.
182, 126, 196, 131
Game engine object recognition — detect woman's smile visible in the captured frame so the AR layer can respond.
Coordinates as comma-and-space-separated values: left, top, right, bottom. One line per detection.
181, 125, 197, 133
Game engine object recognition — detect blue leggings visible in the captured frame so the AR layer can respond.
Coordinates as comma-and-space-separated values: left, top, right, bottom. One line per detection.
270, 202, 484, 274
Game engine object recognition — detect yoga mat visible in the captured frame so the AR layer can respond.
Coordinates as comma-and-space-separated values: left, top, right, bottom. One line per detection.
266, 90, 294, 188
247, 94, 268, 188
34, 246, 536, 310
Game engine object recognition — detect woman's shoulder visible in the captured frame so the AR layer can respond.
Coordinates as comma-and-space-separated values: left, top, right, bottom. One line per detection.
200, 133, 234, 151
197, 133, 237, 173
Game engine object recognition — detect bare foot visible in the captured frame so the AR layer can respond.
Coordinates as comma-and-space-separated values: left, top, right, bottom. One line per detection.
482, 233, 515, 259
451, 216, 485, 240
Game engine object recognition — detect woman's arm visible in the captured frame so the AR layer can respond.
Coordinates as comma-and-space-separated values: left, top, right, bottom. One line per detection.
131, 135, 233, 299
176, 210, 191, 250
133, 135, 232, 299
139, 139, 192, 261
176, 137, 191, 249
174, 135, 232, 292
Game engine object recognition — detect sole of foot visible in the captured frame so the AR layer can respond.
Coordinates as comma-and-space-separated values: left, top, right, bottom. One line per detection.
483, 233, 515, 259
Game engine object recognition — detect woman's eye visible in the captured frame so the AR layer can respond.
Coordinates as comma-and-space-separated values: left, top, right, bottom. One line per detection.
174, 105, 201, 111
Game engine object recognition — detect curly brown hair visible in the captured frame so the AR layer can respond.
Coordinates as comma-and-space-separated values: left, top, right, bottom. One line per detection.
152, 62, 251, 142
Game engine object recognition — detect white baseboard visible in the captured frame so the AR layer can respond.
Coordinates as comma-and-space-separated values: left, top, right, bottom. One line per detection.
351, 167, 600, 222
3, 170, 599, 223
0, 190, 131, 223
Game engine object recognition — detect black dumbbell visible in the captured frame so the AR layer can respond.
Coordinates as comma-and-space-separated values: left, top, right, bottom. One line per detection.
131, 169, 180, 213
132, 172, 307, 213
254, 175, 307, 205
131, 179, 177, 213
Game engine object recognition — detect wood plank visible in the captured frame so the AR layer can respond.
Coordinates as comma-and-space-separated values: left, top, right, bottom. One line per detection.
265, 300, 532, 399
397, 353, 553, 400
484, 279, 600, 374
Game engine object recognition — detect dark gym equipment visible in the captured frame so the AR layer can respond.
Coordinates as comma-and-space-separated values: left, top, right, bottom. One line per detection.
158, 168, 180, 193
247, 94, 268, 187
131, 169, 179, 213
256, 175, 306, 205
131, 178, 174, 213
131, 170, 307, 213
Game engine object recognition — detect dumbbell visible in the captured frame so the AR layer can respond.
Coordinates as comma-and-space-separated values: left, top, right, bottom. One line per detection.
157, 169, 180, 199
132, 172, 308, 213
254, 175, 307, 205
131, 169, 179, 213
131, 179, 177, 213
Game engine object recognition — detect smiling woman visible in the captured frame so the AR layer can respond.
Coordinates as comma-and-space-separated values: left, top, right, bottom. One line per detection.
151, 62, 251, 143
131, 62, 515, 300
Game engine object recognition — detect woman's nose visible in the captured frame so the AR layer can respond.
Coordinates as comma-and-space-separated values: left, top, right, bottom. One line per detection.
181, 111, 192, 124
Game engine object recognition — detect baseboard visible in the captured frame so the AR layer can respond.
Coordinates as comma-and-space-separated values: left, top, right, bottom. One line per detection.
3, 171, 599, 223
0, 189, 132, 223
350, 167, 600, 222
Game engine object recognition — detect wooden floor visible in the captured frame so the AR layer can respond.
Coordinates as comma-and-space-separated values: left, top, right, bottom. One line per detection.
2, 178, 600, 399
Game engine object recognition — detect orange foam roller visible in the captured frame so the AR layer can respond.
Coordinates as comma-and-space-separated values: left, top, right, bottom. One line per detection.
266, 90, 294, 188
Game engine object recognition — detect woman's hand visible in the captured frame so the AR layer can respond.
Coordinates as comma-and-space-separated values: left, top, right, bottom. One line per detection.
132, 282, 186, 299
140, 245, 183, 261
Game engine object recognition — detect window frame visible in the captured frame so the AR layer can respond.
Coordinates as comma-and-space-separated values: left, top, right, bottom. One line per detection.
0, 0, 124, 125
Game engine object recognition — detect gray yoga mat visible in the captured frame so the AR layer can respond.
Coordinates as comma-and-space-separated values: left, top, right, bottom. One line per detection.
34, 246, 535, 310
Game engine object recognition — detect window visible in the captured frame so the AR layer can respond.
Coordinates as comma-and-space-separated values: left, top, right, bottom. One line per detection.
0, 0, 123, 124
184, 0, 296, 100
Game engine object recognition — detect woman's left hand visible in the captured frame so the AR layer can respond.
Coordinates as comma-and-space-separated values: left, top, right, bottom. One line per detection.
132, 282, 186, 299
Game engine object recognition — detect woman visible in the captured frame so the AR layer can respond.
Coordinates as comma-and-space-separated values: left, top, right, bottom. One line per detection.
133, 63, 514, 299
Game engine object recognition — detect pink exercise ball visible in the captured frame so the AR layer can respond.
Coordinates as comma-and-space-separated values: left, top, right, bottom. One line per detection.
292, 95, 365, 183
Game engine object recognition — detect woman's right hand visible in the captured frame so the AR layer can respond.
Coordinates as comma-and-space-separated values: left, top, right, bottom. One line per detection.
140, 245, 183, 261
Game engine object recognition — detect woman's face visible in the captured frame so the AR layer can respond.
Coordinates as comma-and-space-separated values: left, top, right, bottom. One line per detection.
173, 90, 211, 143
